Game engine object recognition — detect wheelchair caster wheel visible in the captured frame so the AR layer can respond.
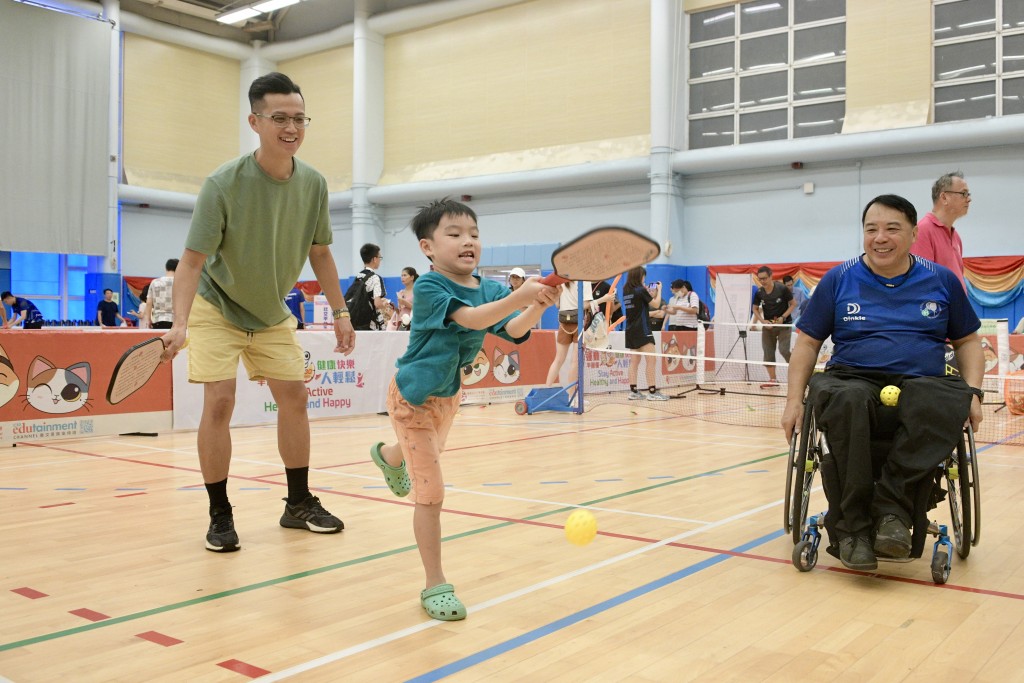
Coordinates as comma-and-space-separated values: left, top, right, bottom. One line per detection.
931, 548, 950, 584
514, 400, 528, 415
792, 540, 817, 572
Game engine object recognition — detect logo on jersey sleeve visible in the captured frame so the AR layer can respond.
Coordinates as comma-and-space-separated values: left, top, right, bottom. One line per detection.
920, 301, 943, 318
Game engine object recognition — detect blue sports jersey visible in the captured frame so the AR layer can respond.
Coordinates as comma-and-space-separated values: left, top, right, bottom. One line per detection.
797, 256, 979, 376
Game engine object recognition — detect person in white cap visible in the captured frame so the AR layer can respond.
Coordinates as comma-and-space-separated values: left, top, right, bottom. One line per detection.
508, 267, 526, 293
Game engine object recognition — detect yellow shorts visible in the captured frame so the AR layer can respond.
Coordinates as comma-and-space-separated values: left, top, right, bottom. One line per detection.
386, 377, 461, 505
187, 296, 303, 383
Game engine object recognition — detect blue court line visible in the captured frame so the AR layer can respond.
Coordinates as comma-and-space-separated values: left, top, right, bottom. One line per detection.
647, 475, 674, 480
405, 529, 785, 683
482, 483, 511, 487
594, 478, 623, 482
55, 488, 86, 491
540, 481, 568, 485
746, 469, 770, 473
0, 487, 28, 490
115, 487, 146, 491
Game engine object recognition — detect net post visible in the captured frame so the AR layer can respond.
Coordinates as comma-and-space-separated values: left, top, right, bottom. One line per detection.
576, 279, 585, 414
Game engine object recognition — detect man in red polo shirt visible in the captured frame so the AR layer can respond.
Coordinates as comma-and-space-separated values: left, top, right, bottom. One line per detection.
911, 171, 971, 289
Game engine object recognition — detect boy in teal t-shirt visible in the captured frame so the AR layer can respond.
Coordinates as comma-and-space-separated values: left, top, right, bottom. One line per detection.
370, 198, 558, 621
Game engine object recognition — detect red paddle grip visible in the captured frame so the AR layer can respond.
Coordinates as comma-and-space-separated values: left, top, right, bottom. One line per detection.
539, 273, 569, 286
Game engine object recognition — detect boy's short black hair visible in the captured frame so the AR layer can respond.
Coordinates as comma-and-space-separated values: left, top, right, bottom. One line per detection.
782, 275, 794, 284
0, 291, 12, 301
360, 243, 381, 264
165, 258, 179, 272
248, 72, 303, 111
411, 198, 478, 241
103, 288, 113, 294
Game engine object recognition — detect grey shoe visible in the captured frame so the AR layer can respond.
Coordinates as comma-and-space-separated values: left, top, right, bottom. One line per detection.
874, 514, 912, 559
646, 391, 669, 401
628, 391, 645, 401
839, 535, 877, 570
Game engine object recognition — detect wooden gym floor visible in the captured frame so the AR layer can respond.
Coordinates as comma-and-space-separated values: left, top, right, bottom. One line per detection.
2, 403, 1023, 682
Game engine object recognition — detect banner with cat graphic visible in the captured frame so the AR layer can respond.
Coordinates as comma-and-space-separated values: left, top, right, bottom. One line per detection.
0, 331, 172, 444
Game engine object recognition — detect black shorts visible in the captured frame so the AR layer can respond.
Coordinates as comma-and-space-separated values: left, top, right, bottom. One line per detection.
625, 328, 655, 350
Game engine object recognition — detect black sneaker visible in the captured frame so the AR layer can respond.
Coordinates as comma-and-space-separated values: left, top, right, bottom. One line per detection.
280, 495, 344, 534
839, 535, 877, 570
206, 506, 240, 553
874, 514, 912, 559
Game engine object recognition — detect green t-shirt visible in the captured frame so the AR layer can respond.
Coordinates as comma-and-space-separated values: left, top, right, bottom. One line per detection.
185, 153, 332, 330
395, 272, 529, 405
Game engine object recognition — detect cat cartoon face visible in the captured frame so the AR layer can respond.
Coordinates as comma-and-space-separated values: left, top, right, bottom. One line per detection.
492, 347, 520, 384
0, 344, 18, 409
25, 356, 91, 415
460, 349, 490, 386
662, 337, 681, 372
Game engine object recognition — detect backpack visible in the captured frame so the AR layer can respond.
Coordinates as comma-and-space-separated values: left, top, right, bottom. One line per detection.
697, 299, 711, 326
343, 269, 377, 329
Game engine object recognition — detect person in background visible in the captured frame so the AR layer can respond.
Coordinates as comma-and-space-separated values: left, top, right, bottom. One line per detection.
97, 288, 126, 328
912, 171, 971, 289
357, 243, 389, 330
392, 266, 418, 331
782, 275, 807, 325
622, 267, 668, 401
128, 284, 150, 329
1, 291, 45, 329
662, 279, 699, 331
284, 285, 306, 329
752, 266, 795, 389
147, 258, 178, 329
508, 267, 526, 293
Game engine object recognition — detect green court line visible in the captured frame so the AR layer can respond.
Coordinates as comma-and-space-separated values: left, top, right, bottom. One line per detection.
0, 450, 786, 652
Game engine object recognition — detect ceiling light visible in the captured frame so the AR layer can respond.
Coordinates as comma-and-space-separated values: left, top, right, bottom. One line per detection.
216, 7, 260, 24
253, 0, 301, 12
216, 0, 301, 25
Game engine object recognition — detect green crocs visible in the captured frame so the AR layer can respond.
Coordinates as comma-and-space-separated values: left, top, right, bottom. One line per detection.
421, 583, 466, 621
370, 442, 411, 497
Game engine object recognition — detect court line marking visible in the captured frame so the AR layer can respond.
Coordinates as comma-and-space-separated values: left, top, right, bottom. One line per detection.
252, 503, 785, 682
0, 450, 785, 654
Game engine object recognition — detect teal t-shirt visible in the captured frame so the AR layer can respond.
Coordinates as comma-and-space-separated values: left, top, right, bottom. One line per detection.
395, 272, 529, 405
185, 153, 332, 330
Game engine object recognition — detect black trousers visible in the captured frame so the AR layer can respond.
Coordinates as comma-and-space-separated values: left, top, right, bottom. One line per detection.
808, 366, 971, 556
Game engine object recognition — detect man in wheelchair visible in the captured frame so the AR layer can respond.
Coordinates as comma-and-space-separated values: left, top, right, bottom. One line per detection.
782, 194, 985, 571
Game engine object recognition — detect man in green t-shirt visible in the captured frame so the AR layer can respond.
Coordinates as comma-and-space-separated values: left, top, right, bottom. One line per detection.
160, 72, 355, 553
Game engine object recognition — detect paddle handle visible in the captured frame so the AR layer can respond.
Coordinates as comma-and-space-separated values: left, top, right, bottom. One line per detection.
539, 273, 569, 286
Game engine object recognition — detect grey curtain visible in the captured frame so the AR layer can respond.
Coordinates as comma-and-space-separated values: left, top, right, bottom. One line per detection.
0, 1, 111, 255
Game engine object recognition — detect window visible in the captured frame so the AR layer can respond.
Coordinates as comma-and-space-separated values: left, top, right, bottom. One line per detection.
687, 0, 846, 149
10, 251, 89, 321
933, 0, 1024, 122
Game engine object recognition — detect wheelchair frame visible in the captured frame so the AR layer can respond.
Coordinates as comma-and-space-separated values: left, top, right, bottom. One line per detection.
783, 402, 981, 584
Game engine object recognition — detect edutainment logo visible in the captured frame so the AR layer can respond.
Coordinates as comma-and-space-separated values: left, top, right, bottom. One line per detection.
920, 301, 942, 318
843, 301, 866, 322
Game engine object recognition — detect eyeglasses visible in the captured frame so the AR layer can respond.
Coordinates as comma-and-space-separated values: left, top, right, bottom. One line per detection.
944, 190, 971, 199
253, 113, 312, 128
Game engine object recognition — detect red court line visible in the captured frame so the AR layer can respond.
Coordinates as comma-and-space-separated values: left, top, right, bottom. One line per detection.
69, 608, 109, 622
39, 502, 74, 509
115, 492, 148, 498
12, 587, 48, 599
135, 631, 183, 647
218, 659, 271, 678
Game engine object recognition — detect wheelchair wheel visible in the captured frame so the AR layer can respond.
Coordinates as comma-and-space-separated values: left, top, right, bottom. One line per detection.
792, 539, 817, 572
931, 548, 950, 585
790, 407, 818, 544
946, 432, 972, 560
966, 425, 981, 546
514, 400, 528, 416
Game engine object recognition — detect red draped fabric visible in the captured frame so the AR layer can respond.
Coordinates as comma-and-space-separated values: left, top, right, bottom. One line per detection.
296, 281, 322, 296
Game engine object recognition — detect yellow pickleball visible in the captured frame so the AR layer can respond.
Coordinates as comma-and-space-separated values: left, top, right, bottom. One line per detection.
880, 385, 901, 407
565, 509, 598, 546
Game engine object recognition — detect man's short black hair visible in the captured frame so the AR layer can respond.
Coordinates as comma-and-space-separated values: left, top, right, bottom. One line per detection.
360, 243, 381, 265
0, 291, 12, 301
103, 288, 113, 294
165, 258, 179, 272
862, 194, 918, 226
782, 275, 794, 284
411, 198, 478, 241
248, 72, 303, 111
757, 266, 772, 277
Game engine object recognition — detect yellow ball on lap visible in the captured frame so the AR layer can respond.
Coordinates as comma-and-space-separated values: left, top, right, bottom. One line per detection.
880, 385, 901, 407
